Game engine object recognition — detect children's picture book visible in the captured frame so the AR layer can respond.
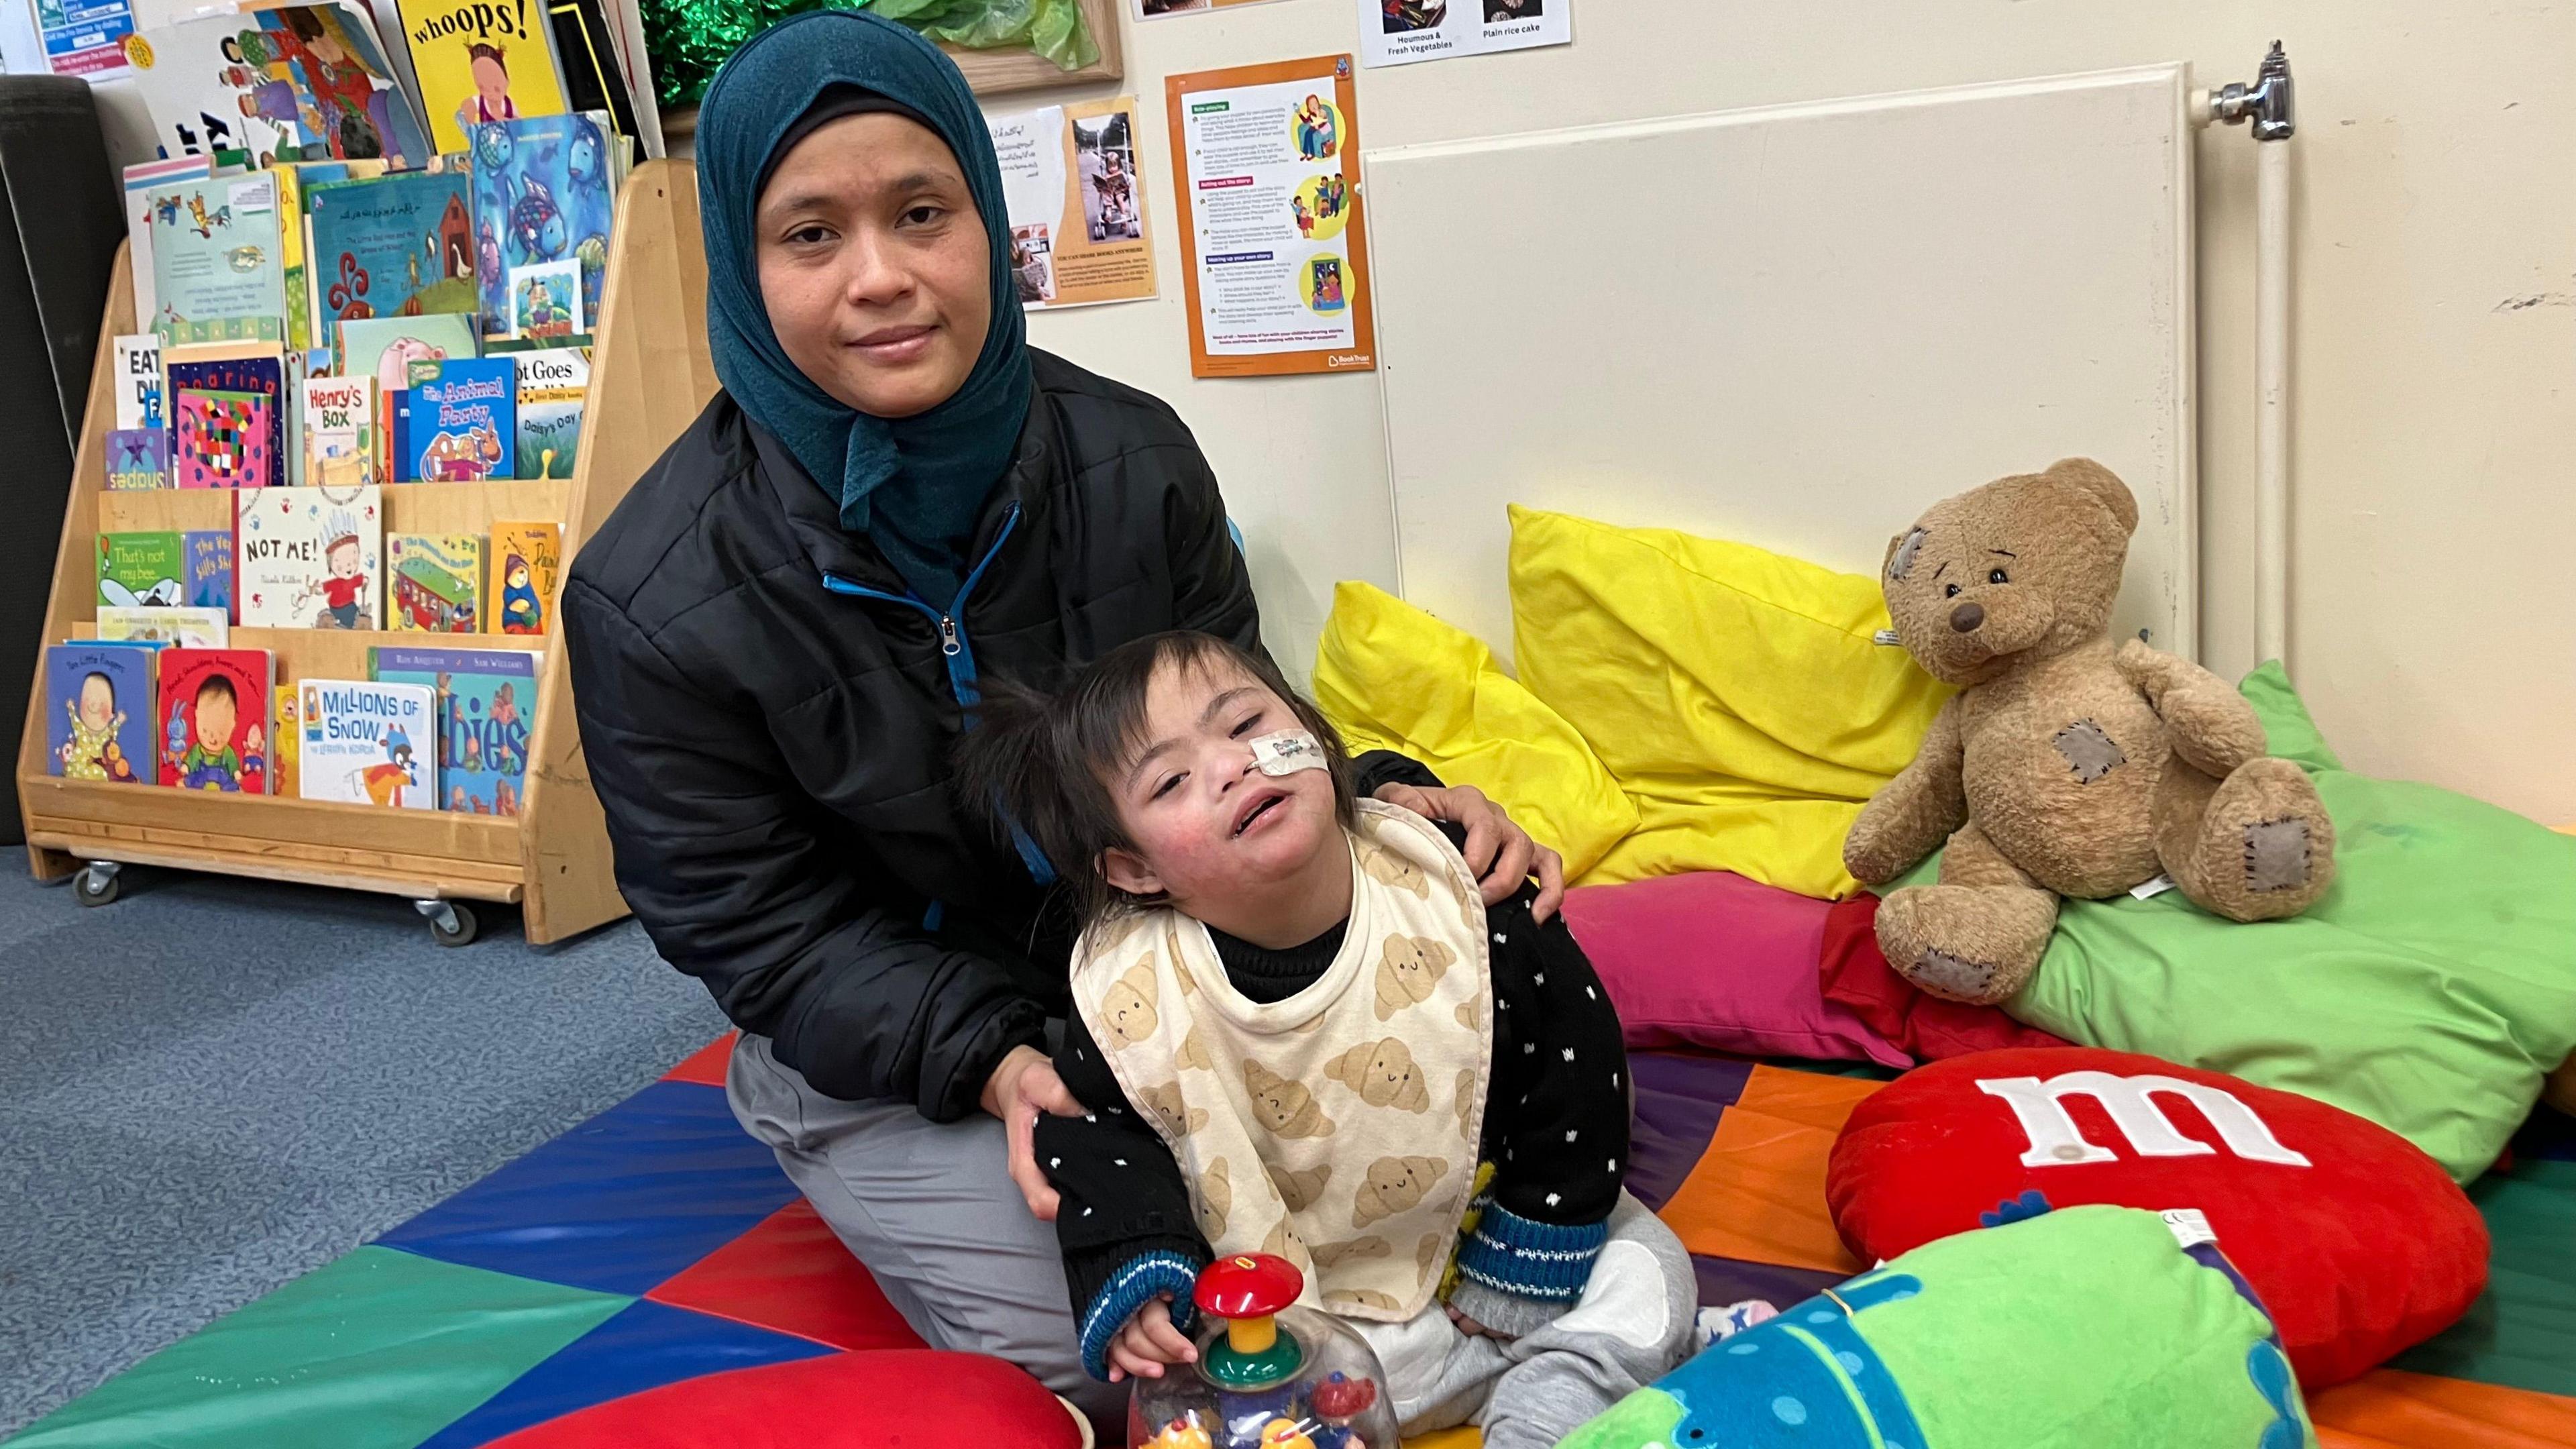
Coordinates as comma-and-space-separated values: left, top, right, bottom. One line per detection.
298, 677, 437, 808
274, 682, 301, 795
236, 484, 382, 629
182, 530, 235, 616
338, 312, 476, 398
509, 347, 586, 480
157, 647, 274, 793
44, 644, 156, 784
123, 159, 206, 325
97, 531, 185, 608
143, 171, 286, 342
468, 111, 614, 338
488, 520, 560, 634
544, 0, 639, 142
303, 374, 376, 486
113, 333, 163, 430
400, 358, 515, 480
172, 389, 277, 488
306, 170, 478, 330
99, 606, 229, 648
126, 4, 430, 169
164, 345, 287, 490
398, 0, 572, 156
388, 532, 484, 632
508, 259, 582, 338
106, 429, 168, 491
370, 644, 536, 814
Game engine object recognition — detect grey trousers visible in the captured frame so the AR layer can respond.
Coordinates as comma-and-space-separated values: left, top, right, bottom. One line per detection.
724, 1033, 1125, 1426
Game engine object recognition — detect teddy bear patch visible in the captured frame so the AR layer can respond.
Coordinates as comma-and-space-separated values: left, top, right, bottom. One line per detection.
1195, 1157, 1232, 1239
1352, 1155, 1451, 1228
1135, 1080, 1208, 1138
1324, 1037, 1430, 1113
1244, 1061, 1337, 1139
1099, 961, 1161, 1050
2052, 718, 2128, 784
1273, 1163, 1334, 1212
1375, 934, 1456, 1020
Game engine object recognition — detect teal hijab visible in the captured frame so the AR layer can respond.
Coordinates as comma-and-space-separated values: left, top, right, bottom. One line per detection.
697, 10, 1032, 608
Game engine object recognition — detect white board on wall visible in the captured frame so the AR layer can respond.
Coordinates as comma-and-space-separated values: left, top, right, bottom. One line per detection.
1366, 64, 2196, 665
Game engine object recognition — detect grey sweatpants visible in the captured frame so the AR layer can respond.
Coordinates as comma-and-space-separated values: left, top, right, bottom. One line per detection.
724, 1033, 1124, 1426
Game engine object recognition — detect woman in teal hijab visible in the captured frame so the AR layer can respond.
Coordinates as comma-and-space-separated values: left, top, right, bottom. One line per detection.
566, 11, 1567, 1430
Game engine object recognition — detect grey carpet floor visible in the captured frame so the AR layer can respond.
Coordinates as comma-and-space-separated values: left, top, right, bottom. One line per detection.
0, 858, 727, 1438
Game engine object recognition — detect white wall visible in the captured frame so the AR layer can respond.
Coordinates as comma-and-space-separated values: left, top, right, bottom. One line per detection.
1002, 0, 2576, 826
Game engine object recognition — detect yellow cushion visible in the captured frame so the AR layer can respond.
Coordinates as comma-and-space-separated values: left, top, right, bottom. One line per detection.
1313, 580, 1639, 881
1507, 506, 1949, 898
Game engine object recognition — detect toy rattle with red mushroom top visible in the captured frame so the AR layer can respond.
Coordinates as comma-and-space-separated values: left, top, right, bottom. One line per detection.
1130, 1254, 1401, 1449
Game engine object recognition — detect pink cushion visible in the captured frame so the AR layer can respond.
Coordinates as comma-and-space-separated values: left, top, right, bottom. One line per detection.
485, 1351, 1085, 1449
1562, 871, 1911, 1068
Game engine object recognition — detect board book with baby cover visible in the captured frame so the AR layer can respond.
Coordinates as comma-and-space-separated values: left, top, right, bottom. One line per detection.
45, 644, 156, 784
306, 170, 479, 330
388, 532, 483, 632
166, 344, 287, 491
299, 678, 437, 808
397, 0, 572, 157
157, 647, 274, 793
488, 519, 559, 634
400, 358, 515, 480
468, 111, 613, 337
97, 531, 185, 610
236, 484, 382, 628
369, 645, 535, 814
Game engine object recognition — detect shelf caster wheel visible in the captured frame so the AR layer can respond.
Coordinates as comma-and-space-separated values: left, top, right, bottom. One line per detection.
74, 861, 121, 907
416, 898, 479, 947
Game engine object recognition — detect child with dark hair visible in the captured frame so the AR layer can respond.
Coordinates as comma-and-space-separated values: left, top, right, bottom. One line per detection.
957, 631, 1693, 1448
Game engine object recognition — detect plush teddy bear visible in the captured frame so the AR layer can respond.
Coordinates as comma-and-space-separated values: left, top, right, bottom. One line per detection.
1844, 458, 2337, 1004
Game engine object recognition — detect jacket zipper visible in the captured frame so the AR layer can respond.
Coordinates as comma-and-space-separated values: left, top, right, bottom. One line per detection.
820, 504, 1057, 886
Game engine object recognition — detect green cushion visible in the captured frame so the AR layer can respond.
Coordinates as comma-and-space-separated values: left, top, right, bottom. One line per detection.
1898, 663, 2576, 1181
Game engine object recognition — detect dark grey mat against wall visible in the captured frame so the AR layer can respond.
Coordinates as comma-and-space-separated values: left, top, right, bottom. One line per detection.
0, 863, 727, 1437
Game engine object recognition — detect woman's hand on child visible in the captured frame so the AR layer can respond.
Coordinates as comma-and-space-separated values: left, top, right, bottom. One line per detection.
1373, 782, 1566, 924
1108, 1295, 1199, 1383
984, 1044, 1087, 1222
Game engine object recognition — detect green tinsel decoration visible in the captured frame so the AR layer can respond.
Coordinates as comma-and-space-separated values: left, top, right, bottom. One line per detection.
645, 0, 1100, 110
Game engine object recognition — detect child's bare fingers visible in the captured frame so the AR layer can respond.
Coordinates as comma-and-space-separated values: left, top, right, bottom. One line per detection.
1144, 1313, 1197, 1361
1110, 1341, 1165, 1379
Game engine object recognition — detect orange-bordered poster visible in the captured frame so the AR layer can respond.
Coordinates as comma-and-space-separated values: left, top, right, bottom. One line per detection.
1165, 54, 1377, 378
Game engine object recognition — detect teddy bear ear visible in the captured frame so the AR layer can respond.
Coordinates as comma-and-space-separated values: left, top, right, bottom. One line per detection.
2044, 457, 2139, 536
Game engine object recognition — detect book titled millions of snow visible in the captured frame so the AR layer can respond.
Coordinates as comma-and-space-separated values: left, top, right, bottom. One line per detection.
297, 678, 435, 808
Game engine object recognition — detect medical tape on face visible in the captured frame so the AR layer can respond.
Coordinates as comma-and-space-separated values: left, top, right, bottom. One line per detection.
1248, 730, 1328, 776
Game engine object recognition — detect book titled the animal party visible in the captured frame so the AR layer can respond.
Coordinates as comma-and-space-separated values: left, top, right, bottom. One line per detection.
369, 645, 536, 814
388, 531, 484, 632
44, 643, 156, 784
488, 519, 559, 633
298, 677, 437, 808
398, 0, 572, 156
97, 531, 186, 609
235, 484, 382, 628
165, 344, 287, 491
157, 647, 274, 793
468, 111, 614, 338
509, 347, 586, 480
398, 358, 515, 480
306, 170, 479, 329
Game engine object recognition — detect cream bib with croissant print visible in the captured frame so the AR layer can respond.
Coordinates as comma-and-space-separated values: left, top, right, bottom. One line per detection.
1070, 800, 1493, 1323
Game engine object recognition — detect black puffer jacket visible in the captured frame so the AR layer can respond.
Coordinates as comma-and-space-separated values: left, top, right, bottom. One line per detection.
566, 350, 1425, 1120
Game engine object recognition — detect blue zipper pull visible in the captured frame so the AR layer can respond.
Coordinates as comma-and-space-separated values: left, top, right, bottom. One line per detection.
938, 616, 961, 657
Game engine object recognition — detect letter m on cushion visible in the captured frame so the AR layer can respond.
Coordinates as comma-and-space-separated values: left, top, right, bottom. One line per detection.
1975, 1071, 2314, 1169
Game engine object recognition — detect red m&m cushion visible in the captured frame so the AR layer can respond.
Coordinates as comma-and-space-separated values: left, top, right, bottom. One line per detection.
1825, 1047, 2487, 1387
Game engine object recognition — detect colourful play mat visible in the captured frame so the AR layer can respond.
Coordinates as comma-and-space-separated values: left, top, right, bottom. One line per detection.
13, 1036, 2573, 1448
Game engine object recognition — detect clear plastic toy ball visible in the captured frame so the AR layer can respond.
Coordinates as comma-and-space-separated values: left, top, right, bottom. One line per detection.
1128, 1254, 1403, 1449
